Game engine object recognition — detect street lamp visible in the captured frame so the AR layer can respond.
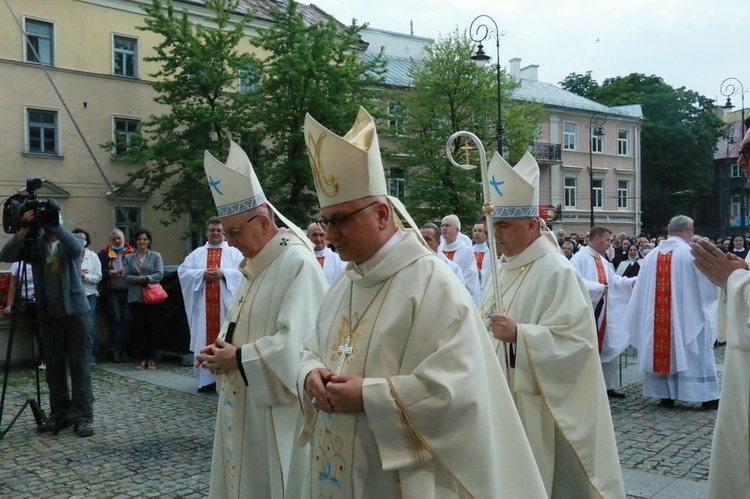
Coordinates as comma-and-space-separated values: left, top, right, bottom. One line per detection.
589, 113, 606, 227
469, 15, 506, 155
721, 77, 746, 237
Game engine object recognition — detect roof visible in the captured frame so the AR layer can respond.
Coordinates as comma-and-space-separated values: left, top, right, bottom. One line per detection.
510, 79, 643, 119
175, 0, 337, 26
364, 52, 413, 88
714, 121, 744, 160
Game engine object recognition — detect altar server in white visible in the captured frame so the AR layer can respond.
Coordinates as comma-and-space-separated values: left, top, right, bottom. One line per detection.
299, 107, 546, 498
196, 141, 327, 499
472, 221, 491, 293
178, 217, 243, 392
439, 214, 481, 305
482, 151, 625, 498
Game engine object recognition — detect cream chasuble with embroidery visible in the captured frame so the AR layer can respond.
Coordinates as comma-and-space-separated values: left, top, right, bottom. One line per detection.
298, 230, 546, 499
481, 234, 625, 498
708, 261, 750, 498
209, 229, 327, 499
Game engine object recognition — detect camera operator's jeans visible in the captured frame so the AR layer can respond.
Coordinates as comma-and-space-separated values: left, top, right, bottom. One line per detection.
107, 289, 131, 356
40, 313, 93, 424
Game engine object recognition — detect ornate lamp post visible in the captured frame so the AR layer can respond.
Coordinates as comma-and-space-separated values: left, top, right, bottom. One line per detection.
469, 15, 506, 155
721, 77, 746, 237
589, 113, 606, 227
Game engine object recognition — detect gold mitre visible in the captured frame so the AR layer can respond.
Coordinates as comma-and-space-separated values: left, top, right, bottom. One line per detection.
488, 151, 540, 219
304, 106, 387, 209
204, 140, 312, 251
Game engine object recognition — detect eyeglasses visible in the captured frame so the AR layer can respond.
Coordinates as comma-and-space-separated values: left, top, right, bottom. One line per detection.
317, 202, 379, 230
740, 147, 750, 160
222, 215, 259, 238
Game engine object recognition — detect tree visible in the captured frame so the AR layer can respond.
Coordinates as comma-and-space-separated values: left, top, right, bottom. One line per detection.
558, 71, 599, 99
104, 0, 255, 223
593, 74, 723, 233
395, 30, 545, 225
246, 2, 386, 221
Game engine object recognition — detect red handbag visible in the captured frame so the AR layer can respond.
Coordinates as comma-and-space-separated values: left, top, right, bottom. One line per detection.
142, 283, 168, 304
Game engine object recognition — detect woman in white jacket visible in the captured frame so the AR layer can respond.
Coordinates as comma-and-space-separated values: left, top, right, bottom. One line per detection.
73, 228, 102, 365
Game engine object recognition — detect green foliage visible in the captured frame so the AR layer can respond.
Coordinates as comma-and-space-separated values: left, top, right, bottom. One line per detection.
246, 1, 386, 221
558, 71, 600, 99
592, 74, 723, 233
395, 30, 545, 226
102, 0, 254, 224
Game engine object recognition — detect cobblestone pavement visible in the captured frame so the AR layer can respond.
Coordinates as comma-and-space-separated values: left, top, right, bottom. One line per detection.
0, 346, 725, 497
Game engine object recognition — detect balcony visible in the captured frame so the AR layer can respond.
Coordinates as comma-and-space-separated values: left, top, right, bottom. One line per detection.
528, 142, 561, 162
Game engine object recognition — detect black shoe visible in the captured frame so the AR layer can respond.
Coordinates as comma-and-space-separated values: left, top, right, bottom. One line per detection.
659, 398, 675, 408
37, 418, 70, 434
112, 351, 121, 363
607, 389, 627, 399
197, 383, 216, 393
701, 399, 719, 410
74, 421, 94, 438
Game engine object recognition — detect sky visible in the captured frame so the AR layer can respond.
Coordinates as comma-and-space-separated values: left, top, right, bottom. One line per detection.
312, 0, 748, 105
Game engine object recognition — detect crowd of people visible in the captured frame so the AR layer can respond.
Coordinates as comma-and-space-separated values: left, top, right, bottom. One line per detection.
4, 107, 750, 497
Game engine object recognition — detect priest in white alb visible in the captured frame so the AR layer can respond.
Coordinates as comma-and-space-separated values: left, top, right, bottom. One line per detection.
307, 222, 346, 284
626, 215, 719, 409
196, 141, 328, 499
481, 151, 625, 498
438, 214, 481, 305
178, 217, 243, 392
691, 234, 750, 498
570, 225, 635, 398
297, 107, 546, 498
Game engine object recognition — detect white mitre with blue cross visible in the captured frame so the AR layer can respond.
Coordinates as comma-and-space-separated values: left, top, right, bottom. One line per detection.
203, 140, 312, 251
488, 150, 540, 219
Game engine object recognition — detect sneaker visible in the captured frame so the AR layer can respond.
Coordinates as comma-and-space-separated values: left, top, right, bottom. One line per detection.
74, 421, 94, 438
90, 358, 97, 367
37, 418, 70, 434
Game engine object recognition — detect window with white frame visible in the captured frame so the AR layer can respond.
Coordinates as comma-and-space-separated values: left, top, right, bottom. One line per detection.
618, 129, 629, 156
731, 195, 741, 218
116, 207, 142, 242
27, 108, 58, 155
387, 103, 406, 136
239, 62, 260, 93
114, 117, 141, 157
732, 163, 742, 178
617, 179, 629, 209
388, 168, 406, 198
25, 18, 54, 65
593, 178, 604, 208
564, 177, 577, 208
591, 129, 603, 153
563, 122, 577, 150
113, 35, 138, 78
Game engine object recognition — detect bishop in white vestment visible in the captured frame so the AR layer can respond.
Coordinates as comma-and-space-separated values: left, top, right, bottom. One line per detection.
197, 142, 328, 499
483, 152, 625, 498
626, 216, 719, 406
178, 218, 243, 391
298, 108, 547, 498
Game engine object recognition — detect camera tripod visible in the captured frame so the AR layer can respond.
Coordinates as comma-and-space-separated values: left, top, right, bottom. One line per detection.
0, 263, 49, 438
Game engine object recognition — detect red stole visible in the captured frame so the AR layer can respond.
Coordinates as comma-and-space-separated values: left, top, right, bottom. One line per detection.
205, 248, 222, 346
593, 256, 608, 353
653, 251, 673, 375
443, 250, 456, 261
316, 256, 325, 267
474, 251, 485, 270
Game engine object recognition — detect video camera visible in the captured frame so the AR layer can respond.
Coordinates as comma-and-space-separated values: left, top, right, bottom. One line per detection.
3, 178, 60, 235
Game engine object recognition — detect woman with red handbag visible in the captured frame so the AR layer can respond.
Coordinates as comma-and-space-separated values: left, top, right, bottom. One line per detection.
122, 228, 164, 370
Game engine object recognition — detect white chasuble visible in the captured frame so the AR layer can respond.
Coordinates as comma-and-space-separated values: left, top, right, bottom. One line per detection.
481, 234, 625, 498
209, 230, 328, 499
298, 230, 546, 499
708, 261, 750, 499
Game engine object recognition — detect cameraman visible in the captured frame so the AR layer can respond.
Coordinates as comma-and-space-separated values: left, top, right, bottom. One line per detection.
0, 210, 94, 437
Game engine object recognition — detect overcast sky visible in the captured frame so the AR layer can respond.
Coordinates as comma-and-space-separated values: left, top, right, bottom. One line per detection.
312, 0, 748, 105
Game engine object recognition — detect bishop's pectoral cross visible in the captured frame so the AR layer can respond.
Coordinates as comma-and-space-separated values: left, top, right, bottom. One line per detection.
335, 335, 354, 375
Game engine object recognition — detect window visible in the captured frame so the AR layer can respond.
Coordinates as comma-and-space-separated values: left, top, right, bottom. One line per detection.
617, 180, 629, 209
563, 122, 577, 150
388, 168, 405, 198
732, 163, 742, 178
731, 195, 741, 219
113, 35, 138, 78
564, 177, 577, 208
593, 178, 604, 209
239, 62, 260, 93
25, 19, 54, 65
116, 207, 141, 242
591, 129, 603, 153
618, 129, 629, 156
27, 108, 58, 155
387, 103, 406, 136
114, 117, 141, 157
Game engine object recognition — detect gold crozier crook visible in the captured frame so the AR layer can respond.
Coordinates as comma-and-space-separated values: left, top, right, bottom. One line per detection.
306, 131, 339, 198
